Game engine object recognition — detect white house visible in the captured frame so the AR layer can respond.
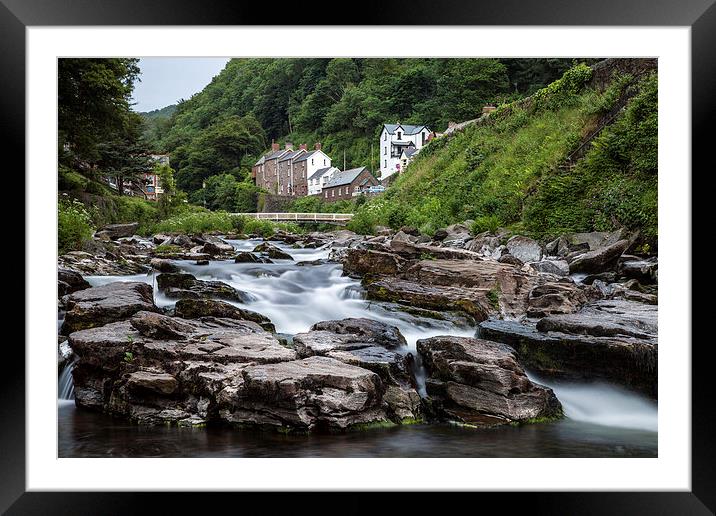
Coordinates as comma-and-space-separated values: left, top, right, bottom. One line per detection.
379, 123, 431, 181
307, 166, 340, 196
292, 143, 333, 182
399, 146, 420, 172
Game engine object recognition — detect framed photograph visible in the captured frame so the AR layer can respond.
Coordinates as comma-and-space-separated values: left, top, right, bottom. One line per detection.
5, 0, 712, 512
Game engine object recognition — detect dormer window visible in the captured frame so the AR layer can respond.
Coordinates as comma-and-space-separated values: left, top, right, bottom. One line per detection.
397, 131, 402, 140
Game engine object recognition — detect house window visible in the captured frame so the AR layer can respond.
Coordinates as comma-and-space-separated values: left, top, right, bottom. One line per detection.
384, 147, 386, 155
384, 133, 387, 141
324, 159, 326, 165
422, 132, 426, 145
384, 160, 387, 168
311, 159, 314, 165
397, 131, 402, 140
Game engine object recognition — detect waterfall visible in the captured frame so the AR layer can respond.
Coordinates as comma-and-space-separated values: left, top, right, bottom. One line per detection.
59, 359, 76, 401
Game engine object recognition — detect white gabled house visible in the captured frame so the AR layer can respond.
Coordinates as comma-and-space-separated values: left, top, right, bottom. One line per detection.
379, 123, 431, 181
307, 166, 340, 196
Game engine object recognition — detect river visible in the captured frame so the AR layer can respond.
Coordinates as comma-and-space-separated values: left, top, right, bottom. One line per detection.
58, 238, 657, 457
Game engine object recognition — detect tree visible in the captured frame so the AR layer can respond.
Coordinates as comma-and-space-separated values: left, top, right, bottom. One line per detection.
58, 58, 140, 163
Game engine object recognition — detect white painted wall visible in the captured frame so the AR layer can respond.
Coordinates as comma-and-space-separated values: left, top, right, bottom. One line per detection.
379, 125, 430, 181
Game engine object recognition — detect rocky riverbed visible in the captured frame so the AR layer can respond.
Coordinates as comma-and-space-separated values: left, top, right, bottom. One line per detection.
57, 221, 658, 445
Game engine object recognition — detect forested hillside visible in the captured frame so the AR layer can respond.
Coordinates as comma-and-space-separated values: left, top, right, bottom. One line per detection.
145, 58, 582, 200
349, 60, 658, 248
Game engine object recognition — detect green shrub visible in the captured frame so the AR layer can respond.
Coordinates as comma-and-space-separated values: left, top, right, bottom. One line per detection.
58, 197, 95, 253
148, 211, 234, 235
471, 215, 501, 234
347, 211, 376, 235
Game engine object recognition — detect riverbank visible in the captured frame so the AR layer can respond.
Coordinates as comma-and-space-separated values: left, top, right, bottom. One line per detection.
57, 222, 657, 454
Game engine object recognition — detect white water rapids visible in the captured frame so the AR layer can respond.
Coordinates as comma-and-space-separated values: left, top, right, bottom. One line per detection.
65, 238, 656, 433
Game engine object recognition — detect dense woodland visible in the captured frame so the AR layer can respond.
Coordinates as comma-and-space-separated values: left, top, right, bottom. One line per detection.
141, 58, 583, 201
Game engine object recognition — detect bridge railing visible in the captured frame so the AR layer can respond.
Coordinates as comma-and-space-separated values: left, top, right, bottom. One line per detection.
231, 212, 354, 222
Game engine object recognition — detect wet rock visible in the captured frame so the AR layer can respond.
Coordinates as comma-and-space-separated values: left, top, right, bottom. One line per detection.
58, 268, 91, 297
201, 239, 235, 256
94, 222, 139, 240
544, 236, 571, 257
61, 281, 158, 334
156, 273, 252, 303
417, 336, 562, 426
479, 299, 657, 397
564, 229, 625, 251
528, 259, 570, 277
618, 257, 658, 284
580, 272, 618, 285
497, 253, 523, 266
310, 318, 408, 349
365, 278, 491, 321
527, 282, 592, 317
150, 258, 180, 273
69, 312, 296, 425
58, 250, 149, 276
342, 248, 407, 278
126, 370, 178, 395
234, 251, 271, 264
174, 298, 275, 332
252, 242, 293, 260
404, 259, 538, 318
506, 236, 542, 263
152, 234, 172, 245
568, 239, 630, 274
217, 356, 390, 432
195, 259, 210, 266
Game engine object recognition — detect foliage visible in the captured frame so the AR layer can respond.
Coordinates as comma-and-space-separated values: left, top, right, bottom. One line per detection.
148, 211, 235, 235
58, 58, 141, 163
351, 65, 658, 247
58, 197, 95, 253
522, 72, 658, 243
147, 58, 575, 200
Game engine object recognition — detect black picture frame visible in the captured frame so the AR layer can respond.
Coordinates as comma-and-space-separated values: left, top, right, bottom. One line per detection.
3, 0, 711, 513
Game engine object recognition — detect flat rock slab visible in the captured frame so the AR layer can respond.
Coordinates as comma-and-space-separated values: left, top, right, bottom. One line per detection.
156, 273, 253, 303
174, 298, 275, 332
68, 311, 297, 426
366, 278, 492, 321
342, 248, 408, 277
479, 299, 657, 397
417, 336, 562, 426
218, 356, 390, 431
61, 281, 158, 335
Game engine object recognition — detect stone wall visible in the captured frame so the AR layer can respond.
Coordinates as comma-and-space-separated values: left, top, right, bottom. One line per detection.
259, 193, 294, 213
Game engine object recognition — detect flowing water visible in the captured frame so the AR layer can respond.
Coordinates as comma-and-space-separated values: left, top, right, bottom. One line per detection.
58, 238, 657, 457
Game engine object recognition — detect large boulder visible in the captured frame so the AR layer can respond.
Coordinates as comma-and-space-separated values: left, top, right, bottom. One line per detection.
506, 236, 542, 263
217, 356, 390, 432
58, 250, 149, 276
149, 258, 180, 273
528, 259, 570, 277
94, 222, 139, 240
526, 281, 593, 318
174, 298, 275, 332
568, 239, 630, 274
564, 229, 625, 251
417, 336, 562, 426
69, 311, 296, 424
156, 273, 252, 303
479, 299, 657, 397
365, 278, 491, 321
58, 268, 90, 297
234, 252, 271, 264
342, 249, 407, 278
61, 281, 158, 334
618, 257, 658, 284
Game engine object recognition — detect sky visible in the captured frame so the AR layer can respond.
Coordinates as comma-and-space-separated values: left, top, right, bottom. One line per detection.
131, 57, 230, 113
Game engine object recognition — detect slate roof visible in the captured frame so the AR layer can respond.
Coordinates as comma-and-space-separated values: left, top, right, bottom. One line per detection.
402, 148, 419, 158
309, 166, 334, 181
323, 167, 368, 188
278, 149, 305, 162
254, 155, 265, 166
383, 124, 429, 135
264, 149, 290, 161
292, 150, 320, 162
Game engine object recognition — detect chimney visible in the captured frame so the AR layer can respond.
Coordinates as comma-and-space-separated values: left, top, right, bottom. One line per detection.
284, 141, 293, 150
271, 139, 279, 152
314, 142, 322, 151
299, 143, 308, 151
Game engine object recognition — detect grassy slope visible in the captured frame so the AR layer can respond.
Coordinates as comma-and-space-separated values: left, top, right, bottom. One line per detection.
349, 65, 657, 248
